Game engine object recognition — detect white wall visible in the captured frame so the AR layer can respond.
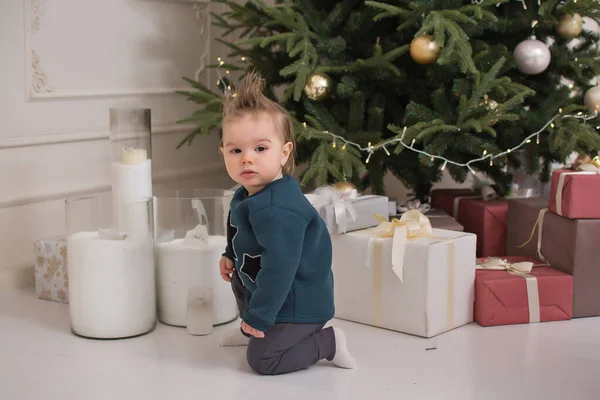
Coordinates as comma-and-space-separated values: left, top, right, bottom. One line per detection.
0, 0, 234, 290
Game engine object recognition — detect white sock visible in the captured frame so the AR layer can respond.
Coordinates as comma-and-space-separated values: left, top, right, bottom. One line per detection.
331, 327, 357, 369
219, 326, 250, 346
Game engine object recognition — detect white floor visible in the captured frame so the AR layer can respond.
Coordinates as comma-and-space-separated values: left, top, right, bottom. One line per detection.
1, 289, 599, 400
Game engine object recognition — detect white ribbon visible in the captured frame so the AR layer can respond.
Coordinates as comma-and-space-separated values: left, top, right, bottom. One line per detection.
555, 171, 597, 216
536, 208, 549, 264
476, 257, 543, 323
397, 198, 431, 214
307, 186, 358, 233
364, 210, 434, 282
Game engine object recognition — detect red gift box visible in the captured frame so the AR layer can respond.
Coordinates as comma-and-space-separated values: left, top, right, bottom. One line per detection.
459, 198, 508, 258
549, 169, 600, 219
430, 189, 478, 219
475, 256, 573, 327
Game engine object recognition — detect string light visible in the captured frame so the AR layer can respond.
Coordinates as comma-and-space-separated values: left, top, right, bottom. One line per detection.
210, 57, 596, 175
310, 111, 597, 173
213, 55, 250, 97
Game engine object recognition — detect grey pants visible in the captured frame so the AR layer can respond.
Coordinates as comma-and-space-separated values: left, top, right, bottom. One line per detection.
231, 270, 336, 375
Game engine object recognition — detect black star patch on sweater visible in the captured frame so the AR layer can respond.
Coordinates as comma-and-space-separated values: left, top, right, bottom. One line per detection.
227, 213, 239, 261
239, 253, 262, 283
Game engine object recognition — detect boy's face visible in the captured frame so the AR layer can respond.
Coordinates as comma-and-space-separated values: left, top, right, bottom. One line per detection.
220, 112, 292, 195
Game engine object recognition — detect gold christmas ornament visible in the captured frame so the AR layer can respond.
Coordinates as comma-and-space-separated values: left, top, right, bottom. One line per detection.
334, 181, 357, 194
593, 156, 600, 169
409, 34, 440, 65
573, 154, 592, 170
304, 72, 333, 101
584, 86, 600, 113
556, 13, 583, 40
480, 95, 499, 126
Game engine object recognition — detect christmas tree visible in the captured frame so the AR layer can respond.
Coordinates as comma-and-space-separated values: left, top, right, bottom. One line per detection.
177, 0, 600, 200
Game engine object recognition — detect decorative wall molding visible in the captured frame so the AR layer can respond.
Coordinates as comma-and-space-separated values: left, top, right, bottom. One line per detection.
24, 0, 212, 101
31, 50, 53, 94
0, 162, 225, 209
0, 123, 199, 149
30, 0, 46, 34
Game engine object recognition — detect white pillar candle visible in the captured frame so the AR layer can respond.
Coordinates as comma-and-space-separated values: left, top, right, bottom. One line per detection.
68, 231, 156, 339
111, 147, 152, 233
122, 147, 148, 165
155, 235, 238, 327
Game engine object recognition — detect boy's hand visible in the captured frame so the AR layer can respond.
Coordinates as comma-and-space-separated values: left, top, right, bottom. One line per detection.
219, 256, 234, 282
241, 321, 265, 338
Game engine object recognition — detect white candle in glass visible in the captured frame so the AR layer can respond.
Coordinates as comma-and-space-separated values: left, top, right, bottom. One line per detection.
155, 234, 238, 327
68, 231, 156, 339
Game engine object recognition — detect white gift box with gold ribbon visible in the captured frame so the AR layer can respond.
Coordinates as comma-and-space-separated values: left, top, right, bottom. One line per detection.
331, 211, 477, 338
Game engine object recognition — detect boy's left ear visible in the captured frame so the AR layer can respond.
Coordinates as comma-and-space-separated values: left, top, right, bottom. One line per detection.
282, 141, 293, 162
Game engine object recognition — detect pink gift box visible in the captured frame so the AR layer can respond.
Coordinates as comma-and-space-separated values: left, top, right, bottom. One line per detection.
549, 169, 600, 219
475, 256, 573, 327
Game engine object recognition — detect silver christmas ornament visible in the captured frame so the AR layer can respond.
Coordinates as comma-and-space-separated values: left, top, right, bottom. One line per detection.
514, 39, 551, 75
584, 86, 600, 113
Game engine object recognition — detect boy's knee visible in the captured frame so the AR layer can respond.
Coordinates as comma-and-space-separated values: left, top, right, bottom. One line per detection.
246, 346, 277, 375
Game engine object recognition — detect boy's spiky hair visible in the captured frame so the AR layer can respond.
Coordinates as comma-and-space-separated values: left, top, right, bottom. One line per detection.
222, 71, 295, 174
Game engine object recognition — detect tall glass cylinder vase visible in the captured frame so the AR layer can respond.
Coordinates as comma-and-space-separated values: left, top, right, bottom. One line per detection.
154, 189, 237, 335
65, 193, 156, 339
109, 108, 153, 233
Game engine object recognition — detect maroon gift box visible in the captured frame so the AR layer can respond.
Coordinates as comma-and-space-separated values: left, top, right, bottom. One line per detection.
430, 189, 478, 219
459, 198, 508, 258
475, 256, 573, 327
540, 212, 600, 318
431, 189, 507, 257
549, 169, 600, 219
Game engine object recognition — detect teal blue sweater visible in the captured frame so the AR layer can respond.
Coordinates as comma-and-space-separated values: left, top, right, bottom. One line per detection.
223, 174, 334, 332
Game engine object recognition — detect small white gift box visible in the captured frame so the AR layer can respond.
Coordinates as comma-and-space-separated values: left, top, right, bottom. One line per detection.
331, 211, 476, 338
304, 186, 388, 234
33, 235, 69, 303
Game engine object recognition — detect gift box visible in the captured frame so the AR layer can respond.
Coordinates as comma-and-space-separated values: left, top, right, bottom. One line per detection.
331, 212, 477, 338
392, 209, 464, 232
458, 198, 508, 258
506, 198, 548, 258
549, 169, 600, 219
540, 212, 600, 318
430, 189, 478, 219
33, 236, 69, 303
305, 190, 388, 234
475, 256, 573, 327
423, 209, 464, 232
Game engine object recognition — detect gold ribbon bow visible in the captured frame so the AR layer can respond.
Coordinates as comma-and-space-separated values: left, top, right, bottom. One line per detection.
370, 210, 434, 282
575, 161, 600, 172
476, 257, 545, 323
476, 257, 535, 276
